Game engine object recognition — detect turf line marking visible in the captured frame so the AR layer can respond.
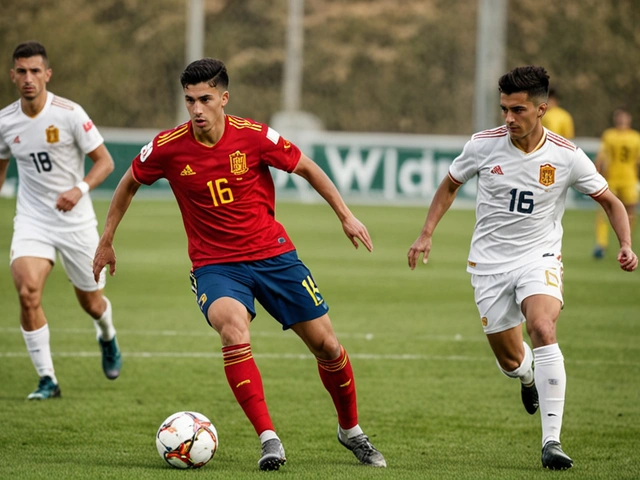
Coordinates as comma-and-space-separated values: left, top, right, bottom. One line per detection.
0, 326, 485, 342
1, 350, 639, 366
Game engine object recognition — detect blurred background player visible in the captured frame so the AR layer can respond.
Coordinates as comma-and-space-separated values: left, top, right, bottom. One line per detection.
407, 65, 637, 470
92, 58, 385, 471
541, 87, 575, 139
593, 107, 640, 258
0, 41, 121, 400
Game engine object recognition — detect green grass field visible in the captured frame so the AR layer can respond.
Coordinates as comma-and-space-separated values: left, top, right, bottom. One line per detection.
1, 198, 639, 479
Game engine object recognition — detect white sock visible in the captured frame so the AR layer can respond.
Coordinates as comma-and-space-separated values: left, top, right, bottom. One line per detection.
93, 296, 116, 341
21, 324, 57, 384
339, 424, 363, 439
259, 430, 279, 444
534, 343, 566, 447
497, 342, 535, 385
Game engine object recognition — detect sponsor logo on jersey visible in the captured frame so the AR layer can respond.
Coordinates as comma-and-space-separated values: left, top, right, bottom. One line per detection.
83, 120, 94, 132
46, 125, 59, 143
481, 317, 488, 327
12, 136, 20, 144
229, 150, 249, 175
539, 163, 556, 186
180, 165, 196, 176
468, 261, 476, 267
490, 165, 504, 175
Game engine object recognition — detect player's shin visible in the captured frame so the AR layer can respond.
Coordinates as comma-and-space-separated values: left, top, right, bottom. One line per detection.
222, 343, 275, 435
534, 343, 566, 446
497, 341, 535, 385
21, 324, 57, 383
93, 296, 116, 341
317, 345, 359, 430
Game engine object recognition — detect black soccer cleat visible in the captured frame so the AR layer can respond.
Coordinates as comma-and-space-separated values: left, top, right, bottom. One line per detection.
521, 382, 539, 415
542, 441, 573, 470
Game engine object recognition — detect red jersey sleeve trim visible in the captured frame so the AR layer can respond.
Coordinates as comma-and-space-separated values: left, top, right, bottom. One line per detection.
590, 185, 609, 199
448, 172, 463, 185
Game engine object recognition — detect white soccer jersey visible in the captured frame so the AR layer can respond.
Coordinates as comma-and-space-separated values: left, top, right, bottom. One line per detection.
449, 126, 608, 275
0, 92, 103, 231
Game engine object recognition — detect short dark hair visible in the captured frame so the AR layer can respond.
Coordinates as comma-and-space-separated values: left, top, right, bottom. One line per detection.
613, 106, 629, 116
180, 58, 228, 89
498, 66, 549, 103
13, 41, 49, 67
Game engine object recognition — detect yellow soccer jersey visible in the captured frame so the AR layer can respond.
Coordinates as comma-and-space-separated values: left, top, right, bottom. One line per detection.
542, 107, 575, 139
599, 128, 640, 185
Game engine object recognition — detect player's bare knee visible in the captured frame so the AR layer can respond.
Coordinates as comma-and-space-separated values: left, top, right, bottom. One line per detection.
311, 337, 341, 360
527, 320, 557, 347
16, 283, 42, 311
214, 320, 250, 345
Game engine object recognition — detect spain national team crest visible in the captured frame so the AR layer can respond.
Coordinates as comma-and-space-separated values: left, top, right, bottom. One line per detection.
539, 163, 556, 187
229, 150, 249, 175
46, 125, 59, 144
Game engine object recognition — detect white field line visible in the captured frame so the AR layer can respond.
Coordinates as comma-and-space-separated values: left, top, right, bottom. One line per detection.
0, 326, 483, 343
0, 351, 482, 362
0, 325, 638, 365
0, 350, 638, 366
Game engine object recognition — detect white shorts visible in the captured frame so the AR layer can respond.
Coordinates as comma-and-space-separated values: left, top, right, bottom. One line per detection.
10, 221, 106, 292
471, 258, 563, 334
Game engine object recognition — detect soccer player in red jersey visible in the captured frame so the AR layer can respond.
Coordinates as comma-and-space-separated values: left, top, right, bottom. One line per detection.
92, 58, 386, 471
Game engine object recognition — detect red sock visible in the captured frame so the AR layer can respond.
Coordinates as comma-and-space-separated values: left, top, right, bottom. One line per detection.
317, 345, 358, 429
222, 343, 274, 436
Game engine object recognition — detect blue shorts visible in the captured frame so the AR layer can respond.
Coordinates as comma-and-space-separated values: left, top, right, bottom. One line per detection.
190, 251, 329, 330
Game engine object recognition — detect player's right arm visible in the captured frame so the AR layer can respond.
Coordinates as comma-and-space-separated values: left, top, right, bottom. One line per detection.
593, 189, 637, 272
92, 167, 141, 282
0, 158, 9, 192
293, 153, 373, 252
407, 175, 461, 269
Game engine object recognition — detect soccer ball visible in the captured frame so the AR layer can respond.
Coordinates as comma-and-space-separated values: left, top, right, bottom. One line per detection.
156, 411, 218, 469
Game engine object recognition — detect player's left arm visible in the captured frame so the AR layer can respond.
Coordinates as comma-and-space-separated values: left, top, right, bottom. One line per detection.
593, 189, 638, 272
292, 153, 373, 252
56, 144, 115, 212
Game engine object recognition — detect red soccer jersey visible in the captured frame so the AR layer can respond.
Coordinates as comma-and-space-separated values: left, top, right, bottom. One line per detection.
131, 115, 301, 268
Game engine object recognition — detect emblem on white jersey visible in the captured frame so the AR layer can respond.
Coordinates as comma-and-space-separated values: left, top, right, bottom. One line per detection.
229, 150, 248, 175
12, 136, 20, 144
46, 125, 59, 144
180, 165, 196, 176
539, 163, 556, 186
490, 165, 504, 175
83, 120, 94, 132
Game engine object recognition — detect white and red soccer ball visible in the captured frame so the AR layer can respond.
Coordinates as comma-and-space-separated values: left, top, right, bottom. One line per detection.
156, 411, 218, 469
